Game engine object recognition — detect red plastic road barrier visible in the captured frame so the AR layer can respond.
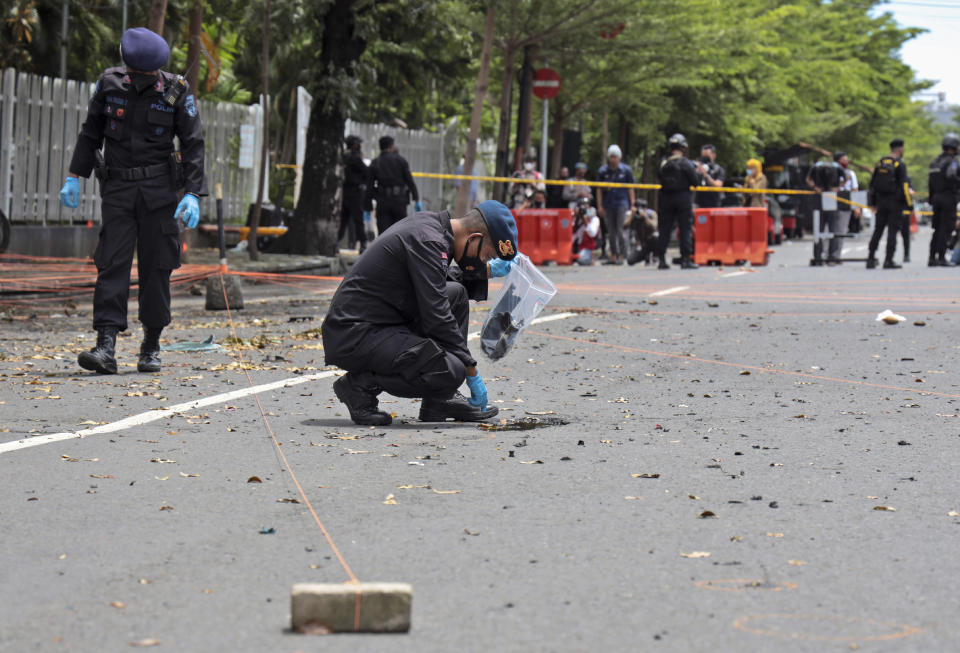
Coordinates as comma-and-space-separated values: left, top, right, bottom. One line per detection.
693, 207, 774, 266
512, 208, 574, 266
910, 212, 918, 234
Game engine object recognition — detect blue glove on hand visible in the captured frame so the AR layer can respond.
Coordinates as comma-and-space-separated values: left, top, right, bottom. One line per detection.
465, 372, 488, 409
362, 210, 372, 223
59, 177, 79, 209
488, 258, 513, 278
415, 201, 423, 212
175, 193, 200, 229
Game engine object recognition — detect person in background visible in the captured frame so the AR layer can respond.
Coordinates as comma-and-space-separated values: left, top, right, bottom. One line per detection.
520, 189, 547, 210
546, 166, 568, 208
596, 144, 636, 265
867, 138, 910, 269
563, 163, 592, 209
928, 134, 959, 266
743, 158, 767, 208
572, 197, 600, 266
339, 134, 369, 253
626, 198, 659, 266
807, 156, 846, 264
509, 148, 545, 208
367, 135, 421, 236
836, 151, 861, 234
695, 144, 724, 208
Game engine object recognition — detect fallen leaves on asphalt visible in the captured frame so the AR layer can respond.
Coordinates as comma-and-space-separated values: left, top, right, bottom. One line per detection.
631, 473, 660, 479
680, 551, 711, 558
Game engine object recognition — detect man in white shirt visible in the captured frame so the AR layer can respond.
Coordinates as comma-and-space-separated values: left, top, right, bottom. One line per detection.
836, 151, 860, 233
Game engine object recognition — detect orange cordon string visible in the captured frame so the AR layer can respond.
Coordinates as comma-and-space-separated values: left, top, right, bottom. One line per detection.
216, 270, 363, 631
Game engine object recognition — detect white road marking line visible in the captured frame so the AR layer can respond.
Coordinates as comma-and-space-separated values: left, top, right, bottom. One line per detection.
649, 285, 690, 297
0, 370, 341, 455
3, 312, 578, 455
720, 271, 749, 278
851, 245, 868, 252
468, 311, 576, 341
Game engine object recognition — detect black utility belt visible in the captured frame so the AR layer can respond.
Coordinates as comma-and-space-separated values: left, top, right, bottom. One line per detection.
379, 186, 407, 197
106, 163, 169, 181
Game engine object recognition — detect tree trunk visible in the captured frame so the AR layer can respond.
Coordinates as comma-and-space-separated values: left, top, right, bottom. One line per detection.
282, 0, 367, 256
550, 100, 565, 179
513, 45, 533, 173
455, 7, 495, 217
247, 0, 271, 261
493, 45, 515, 203
185, 0, 203, 92
147, 0, 168, 35
601, 106, 609, 159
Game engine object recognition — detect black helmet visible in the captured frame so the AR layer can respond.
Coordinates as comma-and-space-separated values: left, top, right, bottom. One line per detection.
345, 134, 362, 149
668, 133, 687, 150
942, 133, 960, 151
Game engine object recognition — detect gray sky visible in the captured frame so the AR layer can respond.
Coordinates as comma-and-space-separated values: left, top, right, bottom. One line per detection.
883, 1, 960, 103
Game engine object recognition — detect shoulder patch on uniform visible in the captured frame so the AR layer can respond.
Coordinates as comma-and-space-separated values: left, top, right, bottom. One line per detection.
184, 94, 198, 118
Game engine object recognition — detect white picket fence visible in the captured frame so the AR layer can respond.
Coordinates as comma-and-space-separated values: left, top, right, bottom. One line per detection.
0, 68, 259, 225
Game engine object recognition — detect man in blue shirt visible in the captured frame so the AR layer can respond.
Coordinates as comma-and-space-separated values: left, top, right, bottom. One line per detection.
596, 145, 636, 265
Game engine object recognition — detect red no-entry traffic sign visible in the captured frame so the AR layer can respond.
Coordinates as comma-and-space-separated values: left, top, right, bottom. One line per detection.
532, 68, 561, 100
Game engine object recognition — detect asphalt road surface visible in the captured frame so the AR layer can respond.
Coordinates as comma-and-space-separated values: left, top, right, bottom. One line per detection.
2, 230, 958, 652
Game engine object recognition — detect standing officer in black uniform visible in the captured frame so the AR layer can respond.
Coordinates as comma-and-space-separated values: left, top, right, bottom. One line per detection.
59, 28, 206, 373
338, 134, 369, 253
656, 133, 701, 270
867, 138, 910, 269
367, 135, 421, 236
928, 133, 959, 266
322, 200, 520, 426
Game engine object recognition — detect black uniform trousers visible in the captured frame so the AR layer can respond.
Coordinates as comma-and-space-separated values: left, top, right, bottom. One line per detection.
356, 282, 469, 399
930, 192, 955, 259
658, 193, 694, 259
338, 188, 366, 247
93, 191, 180, 331
868, 196, 903, 262
376, 199, 407, 236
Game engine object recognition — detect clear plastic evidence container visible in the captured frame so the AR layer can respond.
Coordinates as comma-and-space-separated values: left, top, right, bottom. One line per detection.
480, 254, 557, 361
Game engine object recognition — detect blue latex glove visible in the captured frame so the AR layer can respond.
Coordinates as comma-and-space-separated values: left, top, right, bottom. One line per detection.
488, 258, 514, 278
362, 210, 372, 223
59, 177, 79, 208
465, 372, 488, 409
175, 193, 200, 229
415, 200, 423, 212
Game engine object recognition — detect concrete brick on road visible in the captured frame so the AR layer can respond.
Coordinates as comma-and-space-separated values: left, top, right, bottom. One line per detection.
291, 582, 412, 633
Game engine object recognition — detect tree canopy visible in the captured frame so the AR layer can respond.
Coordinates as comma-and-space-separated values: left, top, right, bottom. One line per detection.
1, 0, 951, 249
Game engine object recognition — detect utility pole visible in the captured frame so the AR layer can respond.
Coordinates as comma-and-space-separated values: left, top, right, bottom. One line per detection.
60, 0, 69, 80
122, 0, 128, 34
248, 0, 271, 260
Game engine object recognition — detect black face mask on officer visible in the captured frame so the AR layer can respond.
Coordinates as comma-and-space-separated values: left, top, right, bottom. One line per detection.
456, 234, 487, 279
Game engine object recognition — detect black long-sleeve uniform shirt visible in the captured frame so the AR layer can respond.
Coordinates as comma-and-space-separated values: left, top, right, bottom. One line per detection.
365, 150, 419, 210
343, 149, 369, 196
322, 211, 486, 370
69, 67, 207, 205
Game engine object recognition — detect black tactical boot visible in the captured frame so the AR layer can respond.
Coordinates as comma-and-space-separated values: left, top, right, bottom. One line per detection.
333, 373, 392, 426
137, 327, 163, 373
928, 256, 938, 267
680, 257, 699, 270
866, 256, 878, 269
883, 259, 902, 269
78, 328, 118, 374
419, 392, 499, 422
658, 257, 670, 270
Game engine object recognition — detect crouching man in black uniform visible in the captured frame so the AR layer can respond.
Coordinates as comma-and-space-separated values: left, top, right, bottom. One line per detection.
59, 28, 206, 374
322, 200, 520, 425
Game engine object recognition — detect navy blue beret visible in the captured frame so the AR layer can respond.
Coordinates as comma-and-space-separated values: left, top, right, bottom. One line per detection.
120, 28, 170, 72
476, 200, 518, 261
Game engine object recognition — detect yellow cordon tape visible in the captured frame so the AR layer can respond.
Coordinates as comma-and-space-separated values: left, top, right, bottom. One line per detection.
411, 171, 941, 215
